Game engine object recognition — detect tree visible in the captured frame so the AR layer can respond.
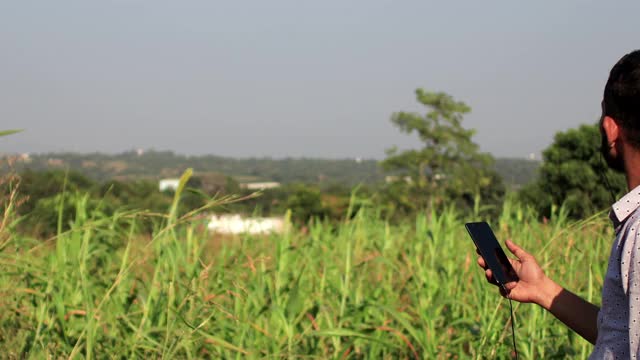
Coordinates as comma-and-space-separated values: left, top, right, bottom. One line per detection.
381, 88, 503, 213
285, 184, 327, 223
18, 170, 96, 214
518, 124, 626, 219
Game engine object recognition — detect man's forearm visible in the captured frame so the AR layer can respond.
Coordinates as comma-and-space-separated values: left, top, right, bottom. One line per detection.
535, 278, 599, 344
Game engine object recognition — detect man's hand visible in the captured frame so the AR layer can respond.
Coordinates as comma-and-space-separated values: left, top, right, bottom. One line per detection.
477, 239, 599, 344
477, 240, 559, 308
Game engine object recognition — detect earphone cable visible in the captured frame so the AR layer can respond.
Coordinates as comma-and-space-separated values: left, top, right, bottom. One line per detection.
501, 284, 518, 359
507, 296, 518, 359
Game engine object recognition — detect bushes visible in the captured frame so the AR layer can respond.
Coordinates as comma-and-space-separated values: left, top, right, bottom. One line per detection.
15, 171, 172, 236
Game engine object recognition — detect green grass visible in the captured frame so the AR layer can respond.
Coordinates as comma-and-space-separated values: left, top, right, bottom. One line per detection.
0, 178, 612, 359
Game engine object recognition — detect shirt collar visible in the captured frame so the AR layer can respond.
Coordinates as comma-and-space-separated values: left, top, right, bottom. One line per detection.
610, 184, 640, 227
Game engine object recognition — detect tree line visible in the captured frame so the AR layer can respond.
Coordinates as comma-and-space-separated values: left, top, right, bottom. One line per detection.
11, 151, 538, 188
1, 88, 618, 238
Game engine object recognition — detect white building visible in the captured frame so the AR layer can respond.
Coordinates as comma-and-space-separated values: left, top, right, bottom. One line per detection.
385, 175, 413, 184
159, 179, 181, 192
208, 214, 286, 235
241, 182, 281, 191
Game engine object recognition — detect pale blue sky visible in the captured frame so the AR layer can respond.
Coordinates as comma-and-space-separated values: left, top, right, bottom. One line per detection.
0, 1, 638, 159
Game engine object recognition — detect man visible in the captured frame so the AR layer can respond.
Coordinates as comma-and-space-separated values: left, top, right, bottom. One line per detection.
479, 49, 640, 359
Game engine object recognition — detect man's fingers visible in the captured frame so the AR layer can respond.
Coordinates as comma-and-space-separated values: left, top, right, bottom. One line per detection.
477, 256, 486, 268
485, 269, 497, 285
506, 239, 530, 261
504, 281, 517, 291
508, 258, 519, 269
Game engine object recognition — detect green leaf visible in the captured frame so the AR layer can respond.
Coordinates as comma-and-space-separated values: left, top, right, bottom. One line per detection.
308, 328, 401, 348
0, 129, 22, 137
168, 168, 193, 224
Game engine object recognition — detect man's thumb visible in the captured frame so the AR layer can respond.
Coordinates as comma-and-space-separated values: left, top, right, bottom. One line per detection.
506, 239, 529, 260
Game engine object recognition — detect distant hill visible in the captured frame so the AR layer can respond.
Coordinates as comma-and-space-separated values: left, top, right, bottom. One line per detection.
12, 151, 385, 186
9, 151, 540, 188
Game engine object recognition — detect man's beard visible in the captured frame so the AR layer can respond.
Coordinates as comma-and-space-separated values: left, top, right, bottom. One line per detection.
601, 135, 625, 172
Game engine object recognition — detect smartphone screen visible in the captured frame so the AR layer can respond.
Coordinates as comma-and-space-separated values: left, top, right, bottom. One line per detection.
465, 222, 518, 286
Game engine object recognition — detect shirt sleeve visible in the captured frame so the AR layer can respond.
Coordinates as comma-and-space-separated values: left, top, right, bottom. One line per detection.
623, 220, 640, 359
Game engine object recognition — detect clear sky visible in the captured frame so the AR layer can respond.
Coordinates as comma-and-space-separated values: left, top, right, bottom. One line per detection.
1, 1, 638, 159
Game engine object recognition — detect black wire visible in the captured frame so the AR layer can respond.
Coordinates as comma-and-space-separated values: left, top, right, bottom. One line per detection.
501, 284, 518, 359
507, 296, 518, 359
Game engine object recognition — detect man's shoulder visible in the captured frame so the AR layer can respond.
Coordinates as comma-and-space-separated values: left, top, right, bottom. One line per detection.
611, 185, 640, 224
619, 211, 640, 247
624, 208, 640, 232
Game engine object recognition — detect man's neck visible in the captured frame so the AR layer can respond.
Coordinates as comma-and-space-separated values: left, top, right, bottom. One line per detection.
624, 146, 640, 190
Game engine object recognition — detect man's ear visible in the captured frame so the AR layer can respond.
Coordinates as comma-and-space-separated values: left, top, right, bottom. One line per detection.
602, 116, 621, 145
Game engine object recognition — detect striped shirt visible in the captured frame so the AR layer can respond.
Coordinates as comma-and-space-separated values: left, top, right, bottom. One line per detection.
590, 185, 640, 359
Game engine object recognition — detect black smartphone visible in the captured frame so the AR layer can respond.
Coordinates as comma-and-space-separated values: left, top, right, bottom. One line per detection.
465, 222, 518, 286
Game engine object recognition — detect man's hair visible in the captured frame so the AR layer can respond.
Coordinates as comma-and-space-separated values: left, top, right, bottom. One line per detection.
604, 49, 640, 147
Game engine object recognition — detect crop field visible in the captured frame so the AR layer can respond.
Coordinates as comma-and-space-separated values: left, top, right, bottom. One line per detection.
0, 182, 612, 359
